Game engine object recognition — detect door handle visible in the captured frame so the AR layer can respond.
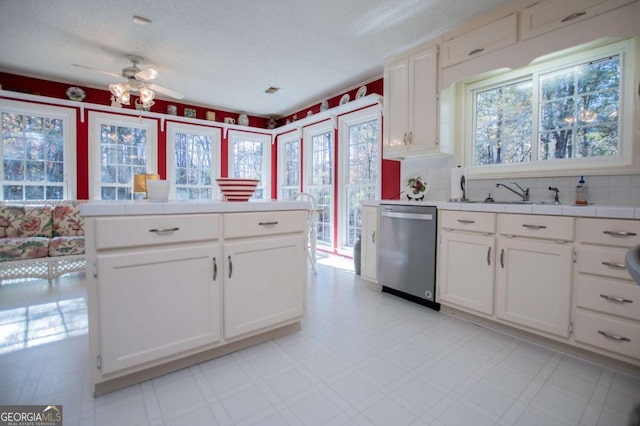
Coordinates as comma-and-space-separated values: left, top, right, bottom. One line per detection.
213, 257, 217, 281
500, 248, 504, 268
597, 330, 630, 342
603, 230, 637, 237
599, 294, 633, 304
487, 247, 491, 266
602, 261, 626, 269
228, 255, 233, 278
372, 231, 376, 244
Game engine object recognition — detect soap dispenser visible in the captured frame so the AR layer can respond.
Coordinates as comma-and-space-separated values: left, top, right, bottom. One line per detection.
575, 176, 588, 205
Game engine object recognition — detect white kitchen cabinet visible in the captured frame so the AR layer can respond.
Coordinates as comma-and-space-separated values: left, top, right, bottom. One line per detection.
441, 13, 517, 68
360, 205, 378, 282
520, 0, 635, 41
383, 43, 439, 159
438, 211, 496, 315
223, 236, 305, 339
494, 214, 575, 338
97, 243, 222, 374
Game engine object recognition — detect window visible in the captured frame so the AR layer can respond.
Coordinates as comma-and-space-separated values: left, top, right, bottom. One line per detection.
89, 112, 157, 200
465, 39, 637, 177
228, 130, 271, 199
303, 122, 334, 247
338, 107, 380, 250
0, 100, 76, 200
277, 132, 301, 200
167, 123, 221, 200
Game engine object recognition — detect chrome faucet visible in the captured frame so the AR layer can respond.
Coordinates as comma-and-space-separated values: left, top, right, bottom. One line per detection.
495, 182, 530, 202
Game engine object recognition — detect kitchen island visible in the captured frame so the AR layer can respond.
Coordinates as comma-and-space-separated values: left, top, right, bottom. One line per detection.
81, 200, 309, 395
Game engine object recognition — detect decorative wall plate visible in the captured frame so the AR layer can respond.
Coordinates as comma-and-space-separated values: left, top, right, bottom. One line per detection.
403, 173, 430, 201
66, 86, 86, 101
339, 94, 350, 105
320, 100, 329, 111
356, 86, 367, 99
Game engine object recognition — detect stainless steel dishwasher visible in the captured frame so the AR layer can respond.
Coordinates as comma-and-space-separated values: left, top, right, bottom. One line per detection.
378, 203, 439, 311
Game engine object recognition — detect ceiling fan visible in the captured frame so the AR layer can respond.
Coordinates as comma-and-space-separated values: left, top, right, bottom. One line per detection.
73, 55, 184, 107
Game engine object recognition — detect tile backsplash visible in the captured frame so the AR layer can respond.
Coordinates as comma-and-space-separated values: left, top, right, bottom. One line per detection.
401, 156, 640, 206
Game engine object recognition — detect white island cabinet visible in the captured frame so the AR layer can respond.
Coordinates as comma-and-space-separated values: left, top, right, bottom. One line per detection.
82, 200, 308, 395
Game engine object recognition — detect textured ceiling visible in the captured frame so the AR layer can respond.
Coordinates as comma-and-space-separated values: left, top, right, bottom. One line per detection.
0, 0, 512, 116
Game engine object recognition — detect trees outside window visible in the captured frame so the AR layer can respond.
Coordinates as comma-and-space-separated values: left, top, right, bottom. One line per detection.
277, 133, 300, 200
228, 131, 271, 199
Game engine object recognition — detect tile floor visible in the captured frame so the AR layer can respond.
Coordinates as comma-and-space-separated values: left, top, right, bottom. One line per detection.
0, 262, 639, 426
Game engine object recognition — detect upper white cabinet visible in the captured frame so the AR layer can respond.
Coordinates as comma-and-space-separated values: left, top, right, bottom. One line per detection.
383, 43, 439, 159
441, 14, 517, 68
520, 0, 636, 40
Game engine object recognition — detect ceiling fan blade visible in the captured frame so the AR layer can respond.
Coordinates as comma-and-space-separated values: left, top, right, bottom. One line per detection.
148, 83, 184, 99
72, 64, 123, 79
136, 67, 160, 81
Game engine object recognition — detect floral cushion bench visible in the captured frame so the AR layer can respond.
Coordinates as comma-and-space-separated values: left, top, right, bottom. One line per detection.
0, 201, 85, 284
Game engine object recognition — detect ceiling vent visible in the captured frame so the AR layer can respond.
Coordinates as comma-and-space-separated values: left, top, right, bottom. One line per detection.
265, 86, 279, 94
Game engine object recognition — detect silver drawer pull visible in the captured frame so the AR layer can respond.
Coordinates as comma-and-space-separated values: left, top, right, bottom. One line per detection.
522, 224, 547, 230
597, 330, 631, 342
603, 230, 637, 237
213, 257, 217, 281
561, 11, 586, 22
457, 219, 475, 224
602, 261, 626, 269
487, 246, 491, 266
259, 221, 279, 226
149, 227, 180, 233
599, 294, 633, 304
468, 48, 485, 56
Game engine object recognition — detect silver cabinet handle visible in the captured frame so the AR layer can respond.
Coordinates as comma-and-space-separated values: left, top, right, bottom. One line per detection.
259, 221, 279, 226
561, 11, 586, 22
500, 248, 504, 268
603, 230, 637, 237
149, 227, 180, 233
597, 330, 631, 342
228, 255, 233, 279
403, 132, 408, 145
468, 48, 485, 56
522, 224, 547, 230
487, 247, 491, 266
599, 294, 633, 304
457, 219, 475, 224
602, 261, 626, 269
408, 131, 413, 144
372, 231, 376, 244
213, 257, 217, 281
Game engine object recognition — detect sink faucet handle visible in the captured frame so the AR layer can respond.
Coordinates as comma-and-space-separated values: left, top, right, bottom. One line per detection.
548, 186, 560, 204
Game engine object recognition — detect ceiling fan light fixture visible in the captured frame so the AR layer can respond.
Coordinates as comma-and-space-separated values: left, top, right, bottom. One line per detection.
119, 90, 131, 105
139, 86, 155, 105
109, 83, 125, 98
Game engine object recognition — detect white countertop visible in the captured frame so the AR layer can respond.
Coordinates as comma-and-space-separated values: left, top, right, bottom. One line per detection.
361, 200, 640, 219
80, 200, 310, 216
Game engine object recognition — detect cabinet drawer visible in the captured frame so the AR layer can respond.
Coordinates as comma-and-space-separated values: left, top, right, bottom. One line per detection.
95, 214, 220, 250
578, 246, 632, 281
575, 309, 640, 360
224, 210, 307, 239
520, 0, 635, 40
441, 14, 517, 68
576, 275, 640, 320
577, 218, 640, 247
498, 214, 574, 241
440, 211, 496, 233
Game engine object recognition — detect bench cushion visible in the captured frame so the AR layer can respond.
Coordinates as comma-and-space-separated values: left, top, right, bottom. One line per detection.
48, 236, 85, 257
53, 204, 84, 237
0, 205, 53, 238
0, 237, 50, 261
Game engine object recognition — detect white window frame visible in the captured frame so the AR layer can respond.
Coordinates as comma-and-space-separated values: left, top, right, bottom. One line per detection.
303, 120, 334, 248
166, 122, 221, 200
461, 38, 639, 179
277, 130, 301, 200
0, 99, 77, 200
88, 111, 157, 200
337, 106, 381, 253
227, 130, 271, 199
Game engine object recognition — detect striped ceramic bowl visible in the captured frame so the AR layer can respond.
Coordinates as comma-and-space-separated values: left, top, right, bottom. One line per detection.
216, 178, 259, 201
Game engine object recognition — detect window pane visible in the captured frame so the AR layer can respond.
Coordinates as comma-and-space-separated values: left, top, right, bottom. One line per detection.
99, 123, 148, 200
474, 80, 532, 165
173, 131, 213, 199
1, 111, 66, 200
230, 133, 269, 199
538, 55, 620, 160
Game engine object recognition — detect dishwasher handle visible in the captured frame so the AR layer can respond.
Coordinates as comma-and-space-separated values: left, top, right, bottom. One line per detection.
380, 211, 434, 221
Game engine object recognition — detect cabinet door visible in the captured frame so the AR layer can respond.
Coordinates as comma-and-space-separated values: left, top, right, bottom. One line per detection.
361, 206, 378, 282
97, 244, 222, 374
496, 238, 572, 337
439, 231, 495, 315
408, 45, 439, 154
383, 58, 409, 156
224, 236, 305, 339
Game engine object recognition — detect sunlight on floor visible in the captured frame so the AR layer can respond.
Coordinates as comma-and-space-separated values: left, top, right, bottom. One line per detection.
316, 252, 355, 272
